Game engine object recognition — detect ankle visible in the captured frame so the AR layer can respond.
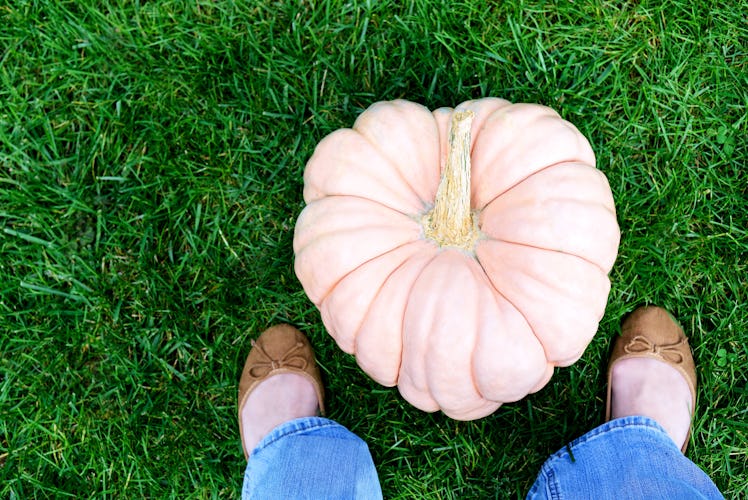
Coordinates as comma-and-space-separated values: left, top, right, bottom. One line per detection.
241, 373, 319, 455
610, 358, 692, 448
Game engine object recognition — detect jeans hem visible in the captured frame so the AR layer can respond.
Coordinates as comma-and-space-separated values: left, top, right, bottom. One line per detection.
251, 416, 340, 457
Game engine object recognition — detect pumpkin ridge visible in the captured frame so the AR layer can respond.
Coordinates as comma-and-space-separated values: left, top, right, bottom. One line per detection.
296, 195, 421, 242
475, 159, 596, 211
315, 193, 422, 218
475, 240, 610, 364
294, 195, 423, 305
353, 121, 439, 208
304, 128, 429, 213
467, 262, 549, 403
330, 241, 428, 331
463, 260, 498, 403
315, 238, 427, 307
476, 240, 608, 295
476, 236, 611, 275
472, 254, 551, 363
349, 252, 410, 357
393, 249, 442, 388
352, 247, 439, 387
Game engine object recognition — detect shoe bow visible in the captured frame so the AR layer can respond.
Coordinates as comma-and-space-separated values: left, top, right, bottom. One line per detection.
248, 339, 309, 378
623, 335, 687, 364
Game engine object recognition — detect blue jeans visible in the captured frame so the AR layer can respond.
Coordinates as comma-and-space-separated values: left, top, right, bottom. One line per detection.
242, 416, 722, 499
242, 417, 383, 499
527, 416, 723, 499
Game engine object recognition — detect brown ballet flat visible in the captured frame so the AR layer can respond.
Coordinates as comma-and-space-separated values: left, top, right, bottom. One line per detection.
238, 324, 325, 459
605, 306, 696, 452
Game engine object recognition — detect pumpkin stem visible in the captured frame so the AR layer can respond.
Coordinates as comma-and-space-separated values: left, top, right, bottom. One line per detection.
423, 110, 480, 251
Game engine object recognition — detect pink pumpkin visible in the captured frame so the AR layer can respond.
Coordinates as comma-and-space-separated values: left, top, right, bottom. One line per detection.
293, 98, 620, 420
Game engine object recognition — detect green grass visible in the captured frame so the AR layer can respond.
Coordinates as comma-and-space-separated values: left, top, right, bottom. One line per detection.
1, 0, 746, 497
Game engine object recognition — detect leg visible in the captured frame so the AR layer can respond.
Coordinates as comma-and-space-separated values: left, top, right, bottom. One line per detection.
527, 416, 722, 499
527, 306, 723, 499
238, 324, 383, 499
242, 416, 381, 499
239, 325, 382, 499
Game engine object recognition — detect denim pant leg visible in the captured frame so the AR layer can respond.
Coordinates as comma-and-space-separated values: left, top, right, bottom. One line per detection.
527, 416, 723, 499
242, 416, 383, 500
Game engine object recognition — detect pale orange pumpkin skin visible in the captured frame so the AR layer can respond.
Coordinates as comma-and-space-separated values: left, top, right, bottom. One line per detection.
293, 98, 620, 420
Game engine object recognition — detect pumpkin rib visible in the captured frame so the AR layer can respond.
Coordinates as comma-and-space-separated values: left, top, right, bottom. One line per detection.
304, 128, 431, 214
479, 195, 620, 273
324, 240, 431, 332
351, 129, 433, 210
311, 192, 423, 218
390, 249, 440, 385
358, 134, 434, 207
464, 260, 513, 403
353, 101, 441, 206
470, 105, 596, 209
320, 240, 433, 355
353, 248, 440, 388
470, 279, 549, 403
425, 255, 486, 414
401, 251, 492, 417
475, 240, 611, 365
386, 250, 443, 404
293, 195, 422, 305
476, 159, 600, 211
471, 257, 552, 363
315, 236, 431, 307
478, 236, 612, 276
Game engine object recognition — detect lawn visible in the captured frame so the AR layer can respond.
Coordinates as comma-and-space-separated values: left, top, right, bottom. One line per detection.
1, 0, 746, 497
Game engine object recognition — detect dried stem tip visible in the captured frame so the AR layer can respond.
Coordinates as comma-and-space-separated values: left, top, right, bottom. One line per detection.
423, 110, 480, 251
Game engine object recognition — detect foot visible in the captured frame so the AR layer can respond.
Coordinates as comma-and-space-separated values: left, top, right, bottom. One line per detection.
610, 357, 692, 449
241, 372, 319, 455
238, 324, 326, 458
606, 306, 697, 452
